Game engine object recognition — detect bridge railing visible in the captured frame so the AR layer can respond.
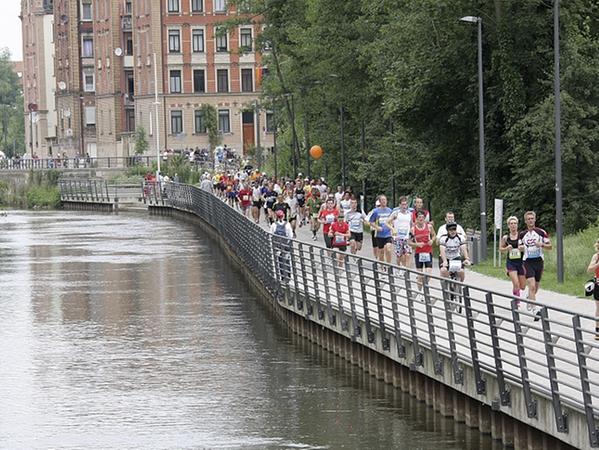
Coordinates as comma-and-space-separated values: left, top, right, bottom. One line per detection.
59, 179, 145, 203
0, 156, 159, 171
160, 181, 599, 447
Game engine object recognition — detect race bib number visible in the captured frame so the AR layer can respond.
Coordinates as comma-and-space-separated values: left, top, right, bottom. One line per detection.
335, 236, 345, 244
242, 195, 249, 201
326, 214, 335, 224
418, 253, 431, 263
449, 259, 462, 272
527, 247, 541, 259
509, 248, 521, 259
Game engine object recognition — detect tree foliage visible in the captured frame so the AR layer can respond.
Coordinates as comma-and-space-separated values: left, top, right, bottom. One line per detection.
135, 126, 149, 155
0, 48, 24, 158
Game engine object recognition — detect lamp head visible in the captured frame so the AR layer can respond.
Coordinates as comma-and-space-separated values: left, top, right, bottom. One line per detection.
460, 16, 480, 23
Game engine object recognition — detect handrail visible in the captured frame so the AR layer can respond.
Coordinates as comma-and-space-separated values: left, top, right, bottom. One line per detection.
131, 181, 599, 446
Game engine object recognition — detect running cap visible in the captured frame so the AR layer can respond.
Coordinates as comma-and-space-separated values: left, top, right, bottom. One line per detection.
276, 210, 285, 218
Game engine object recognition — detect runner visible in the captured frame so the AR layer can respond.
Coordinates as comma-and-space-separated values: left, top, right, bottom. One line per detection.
270, 209, 294, 283
499, 216, 526, 302
366, 198, 381, 261
345, 199, 368, 255
387, 195, 412, 267
329, 213, 350, 267
436, 211, 466, 243
409, 210, 436, 292
238, 183, 252, 217
439, 222, 470, 282
272, 193, 290, 221
339, 191, 352, 217
334, 185, 344, 205
306, 188, 323, 241
251, 182, 263, 223
519, 211, 552, 321
284, 189, 298, 238
264, 182, 278, 224
369, 195, 394, 264
411, 197, 431, 223
586, 238, 599, 340
319, 198, 339, 249
294, 180, 307, 226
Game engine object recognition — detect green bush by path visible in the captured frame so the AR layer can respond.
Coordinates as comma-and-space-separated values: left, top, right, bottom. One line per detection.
472, 221, 599, 297
25, 185, 61, 209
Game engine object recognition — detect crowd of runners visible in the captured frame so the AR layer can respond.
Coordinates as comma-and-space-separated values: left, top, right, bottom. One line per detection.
200, 170, 553, 320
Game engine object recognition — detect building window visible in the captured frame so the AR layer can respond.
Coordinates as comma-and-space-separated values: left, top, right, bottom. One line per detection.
194, 110, 206, 134
192, 29, 204, 53
125, 34, 133, 55
193, 69, 205, 93
240, 28, 252, 51
82, 37, 94, 58
214, 0, 226, 12
81, 0, 92, 21
216, 69, 228, 93
85, 106, 96, 126
168, 0, 180, 13
191, 0, 203, 12
83, 70, 95, 92
169, 70, 182, 93
215, 28, 228, 52
218, 109, 230, 133
171, 110, 183, 134
125, 0, 132, 14
168, 30, 181, 53
241, 68, 253, 92
266, 111, 275, 132
126, 109, 135, 132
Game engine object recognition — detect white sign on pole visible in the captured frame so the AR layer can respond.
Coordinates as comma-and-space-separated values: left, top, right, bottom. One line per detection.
494, 198, 504, 230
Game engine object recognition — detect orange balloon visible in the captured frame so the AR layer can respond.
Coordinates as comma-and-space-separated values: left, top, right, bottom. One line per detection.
309, 145, 323, 160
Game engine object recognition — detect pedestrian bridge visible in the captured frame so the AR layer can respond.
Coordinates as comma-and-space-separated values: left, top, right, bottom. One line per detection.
60, 181, 599, 449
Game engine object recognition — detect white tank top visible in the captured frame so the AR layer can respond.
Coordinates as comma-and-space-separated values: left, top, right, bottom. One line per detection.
393, 210, 412, 239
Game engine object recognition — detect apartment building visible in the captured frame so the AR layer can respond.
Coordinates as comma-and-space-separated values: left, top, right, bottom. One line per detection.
20, 0, 57, 157
22, 0, 272, 159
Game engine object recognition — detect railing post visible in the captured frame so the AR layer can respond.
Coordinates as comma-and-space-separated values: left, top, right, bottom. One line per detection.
319, 248, 336, 326
441, 279, 463, 384
344, 257, 360, 340
539, 306, 568, 433
357, 258, 375, 343
403, 270, 423, 368
462, 286, 486, 394
485, 292, 511, 406
422, 274, 443, 375
572, 315, 598, 446
308, 245, 321, 318
511, 300, 538, 418
387, 266, 405, 358
331, 251, 348, 330
373, 262, 390, 350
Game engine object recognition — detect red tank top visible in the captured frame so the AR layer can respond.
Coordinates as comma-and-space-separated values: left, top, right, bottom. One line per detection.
413, 225, 432, 254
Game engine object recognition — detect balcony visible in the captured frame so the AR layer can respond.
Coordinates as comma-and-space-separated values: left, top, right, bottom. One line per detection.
121, 16, 132, 31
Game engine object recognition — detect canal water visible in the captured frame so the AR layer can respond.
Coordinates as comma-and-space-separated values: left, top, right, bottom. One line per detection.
0, 211, 498, 449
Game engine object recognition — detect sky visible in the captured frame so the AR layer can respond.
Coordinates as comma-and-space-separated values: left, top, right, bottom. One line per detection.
0, 0, 22, 61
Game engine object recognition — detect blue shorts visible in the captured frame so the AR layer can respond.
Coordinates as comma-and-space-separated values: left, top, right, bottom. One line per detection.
506, 260, 525, 277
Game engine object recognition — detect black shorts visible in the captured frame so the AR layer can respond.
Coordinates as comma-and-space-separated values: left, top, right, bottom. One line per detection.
253, 200, 263, 208
350, 232, 363, 242
324, 233, 333, 249
415, 252, 433, 269
594, 282, 599, 301
297, 199, 306, 207
524, 258, 544, 282
376, 236, 393, 249
334, 245, 347, 252
371, 231, 377, 247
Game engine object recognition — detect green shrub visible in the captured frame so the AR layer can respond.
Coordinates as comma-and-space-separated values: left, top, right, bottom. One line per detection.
26, 185, 61, 209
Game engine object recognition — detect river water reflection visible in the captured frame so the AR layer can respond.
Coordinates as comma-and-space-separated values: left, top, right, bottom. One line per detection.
0, 211, 498, 449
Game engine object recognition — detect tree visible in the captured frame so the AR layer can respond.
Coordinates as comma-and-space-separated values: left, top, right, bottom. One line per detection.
134, 126, 149, 155
200, 104, 220, 154
0, 48, 23, 157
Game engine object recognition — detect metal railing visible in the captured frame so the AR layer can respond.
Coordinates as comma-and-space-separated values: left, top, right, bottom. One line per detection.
154, 181, 599, 447
59, 179, 144, 203
0, 156, 156, 171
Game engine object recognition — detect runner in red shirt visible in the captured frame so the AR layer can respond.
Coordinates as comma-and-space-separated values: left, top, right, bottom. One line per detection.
409, 210, 436, 297
329, 213, 350, 267
319, 199, 339, 249
238, 184, 252, 217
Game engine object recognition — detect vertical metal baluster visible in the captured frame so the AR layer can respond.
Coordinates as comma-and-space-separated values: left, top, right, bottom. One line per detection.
572, 315, 599, 447
298, 242, 309, 312
357, 258, 375, 343
319, 248, 335, 325
463, 286, 486, 394
404, 270, 423, 368
345, 257, 360, 339
271, 233, 282, 302
388, 266, 405, 358
441, 279, 463, 384
485, 292, 511, 406
331, 251, 347, 330
289, 241, 299, 309
309, 245, 321, 318
423, 275, 442, 374
511, 300, 538, 418
373, 262, 389, 350
540, 307, 568, 432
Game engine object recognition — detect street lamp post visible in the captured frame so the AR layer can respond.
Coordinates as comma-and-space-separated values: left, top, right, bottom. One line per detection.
554, 0, 564, 283
153, 53, 161, 176
460, 15, 487, 260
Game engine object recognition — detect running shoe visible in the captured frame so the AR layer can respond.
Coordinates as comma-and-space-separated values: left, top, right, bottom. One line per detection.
533, 306, 542, 322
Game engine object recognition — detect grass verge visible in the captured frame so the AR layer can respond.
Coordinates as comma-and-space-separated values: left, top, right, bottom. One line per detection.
472, 222, 599, 298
